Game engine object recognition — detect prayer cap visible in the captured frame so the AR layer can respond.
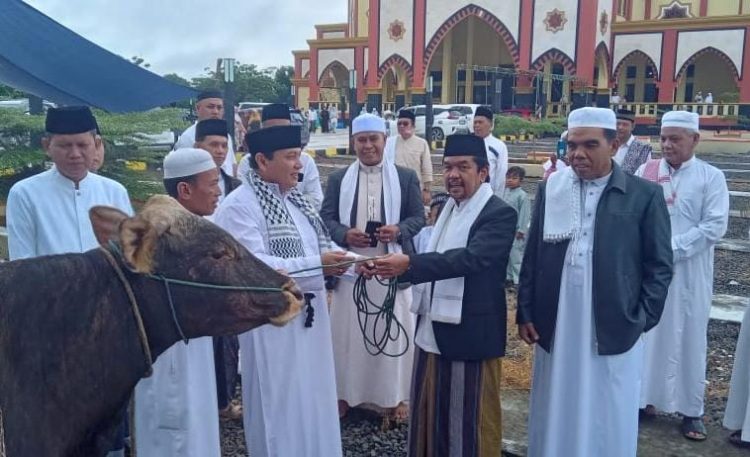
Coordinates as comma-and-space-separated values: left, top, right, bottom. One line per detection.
567, 107, 616, 131
475, 105, 494, 121
196, 119, 228, 139
430, 192, 450, 208
163, 148, 217, 179
352, 113, 386, 135
45, 106, 98, 134
616, 109, 636, 122
398, 109, 416, 122
261, 103, 291, 122
661, 110, 700, 133
247, 125, 302, 155
197, 89, 223, 101
444, 134, 486, 158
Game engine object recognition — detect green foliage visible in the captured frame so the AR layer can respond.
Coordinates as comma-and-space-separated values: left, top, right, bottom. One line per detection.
0, 84, 24, 99
188, 63, 296, 104
493, 116, 565, 137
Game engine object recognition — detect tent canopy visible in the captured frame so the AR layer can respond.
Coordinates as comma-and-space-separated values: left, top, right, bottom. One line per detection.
0, 0, 197, 112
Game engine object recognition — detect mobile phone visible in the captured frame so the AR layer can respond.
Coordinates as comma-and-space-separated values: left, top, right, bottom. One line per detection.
556, 139, 567, 160
365, 221, 384, 247
298, 173, 304, 182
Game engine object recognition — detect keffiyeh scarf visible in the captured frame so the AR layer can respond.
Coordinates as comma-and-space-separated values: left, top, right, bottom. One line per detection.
247, 170, 331, 258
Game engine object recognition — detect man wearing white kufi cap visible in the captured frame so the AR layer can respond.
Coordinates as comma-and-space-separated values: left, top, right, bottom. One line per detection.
637, 111, 729, 440
321, 113, 425, 421
133, 147, 222, 457
518, 107, 673, 456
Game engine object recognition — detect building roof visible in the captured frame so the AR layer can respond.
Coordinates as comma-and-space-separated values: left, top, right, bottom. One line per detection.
0, 0, 197, 112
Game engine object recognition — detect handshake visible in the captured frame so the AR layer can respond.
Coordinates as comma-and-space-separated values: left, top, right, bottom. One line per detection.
319, 252, 411, 280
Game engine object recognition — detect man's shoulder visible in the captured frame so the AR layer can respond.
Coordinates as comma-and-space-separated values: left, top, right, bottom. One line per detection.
631, 138, 653, 150
328, 166, 348, 183
90, 173, 129, 195
395, 164, 419, 182
623, 171, 661, 197
487, 135, 507, 148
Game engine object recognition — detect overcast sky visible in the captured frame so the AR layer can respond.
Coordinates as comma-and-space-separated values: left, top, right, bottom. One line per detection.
24, 0, 348, 78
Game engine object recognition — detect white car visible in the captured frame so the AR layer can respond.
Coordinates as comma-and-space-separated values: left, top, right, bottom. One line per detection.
442, 104, 484, 133
400, 105, 469, 141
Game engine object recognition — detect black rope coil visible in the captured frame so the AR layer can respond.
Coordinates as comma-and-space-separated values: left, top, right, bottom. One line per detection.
352, 274, 410, 357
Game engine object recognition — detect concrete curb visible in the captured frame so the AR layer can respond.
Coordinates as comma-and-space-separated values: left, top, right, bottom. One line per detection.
306, 147, 349, 158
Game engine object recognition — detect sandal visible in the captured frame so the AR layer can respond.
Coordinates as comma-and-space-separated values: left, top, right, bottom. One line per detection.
729, 430, 750, 448
681, 416, 707, 441
639, 405, 657, 421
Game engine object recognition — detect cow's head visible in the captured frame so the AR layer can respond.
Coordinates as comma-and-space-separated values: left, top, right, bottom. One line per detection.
89, 195, 303, 338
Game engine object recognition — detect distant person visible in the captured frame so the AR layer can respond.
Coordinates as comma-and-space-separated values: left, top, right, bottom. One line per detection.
321, 105, 330, 133
90, 125, 105, 172
704, 92, 713, 104
194, 119, 240, 205
473, 105, 508, 194
543, 131, 569, 180
329, 105, 339, 133
637, 111, 729, 441
308, 107, 318, 133
501, 166, 530, 286
174, 90, 236, 177
610, 91, 621, 105
384, 109, 434, 204
694, 91, 703, 103
613, 109, 652, 174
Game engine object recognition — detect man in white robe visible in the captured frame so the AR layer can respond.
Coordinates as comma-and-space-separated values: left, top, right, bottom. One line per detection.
473, 105, 508, 194
134, 148, 223, 457
320, 113, 425, 420
237, 103, 324, 209
175, 90, 236, 177
637, 110, 730, 440
214, 125, 351, 457
6, 106, 133, 457
724, 307, 750, 447
518, 107, 673, 457
384, 109, 434, 204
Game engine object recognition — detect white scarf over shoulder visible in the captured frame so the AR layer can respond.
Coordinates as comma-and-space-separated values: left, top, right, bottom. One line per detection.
338, 157, 403, 255
412, 183, 493, 324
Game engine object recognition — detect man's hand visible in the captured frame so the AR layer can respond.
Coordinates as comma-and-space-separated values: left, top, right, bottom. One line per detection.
373, 254, 410, 279
518, 323, 540, 345
345, 229, 371, 248
516, 232, 525, 241
321, 251, 354, 277
376, 225, 401, 244
356, 260, 378, 280
422, 189, 432, 206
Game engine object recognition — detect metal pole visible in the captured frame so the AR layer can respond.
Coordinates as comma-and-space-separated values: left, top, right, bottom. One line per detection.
349, 69, 357, 155
425, 76, 434, 142
222, 58, 236, 141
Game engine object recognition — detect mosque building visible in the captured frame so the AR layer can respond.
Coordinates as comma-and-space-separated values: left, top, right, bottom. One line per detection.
291, 0, 750, 126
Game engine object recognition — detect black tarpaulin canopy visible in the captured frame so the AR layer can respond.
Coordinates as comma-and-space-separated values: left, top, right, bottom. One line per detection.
0, 0, 197, 112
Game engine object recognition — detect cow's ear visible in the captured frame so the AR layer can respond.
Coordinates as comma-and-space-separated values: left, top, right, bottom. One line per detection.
119, 217, 159, 274
90, 206, 130, 246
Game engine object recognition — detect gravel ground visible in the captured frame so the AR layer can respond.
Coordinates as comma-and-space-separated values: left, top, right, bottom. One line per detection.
714, 250, 750, 296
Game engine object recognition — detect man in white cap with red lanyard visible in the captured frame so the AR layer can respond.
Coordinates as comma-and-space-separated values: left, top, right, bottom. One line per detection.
518, 107, 673, 457
637, 110, 730, 441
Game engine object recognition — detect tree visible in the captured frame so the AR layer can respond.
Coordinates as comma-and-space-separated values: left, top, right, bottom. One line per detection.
130, 56, 151, 68
0, 84, 25, 99
273, 65, 295, 105
163, 73, 191, 87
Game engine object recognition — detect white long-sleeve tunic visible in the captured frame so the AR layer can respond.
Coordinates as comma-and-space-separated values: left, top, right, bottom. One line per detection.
7, 168, 132, 260
724, 307, 750, 441
483, 134, 509, 195
213, 183, 342, 457
637, 157, 729, 416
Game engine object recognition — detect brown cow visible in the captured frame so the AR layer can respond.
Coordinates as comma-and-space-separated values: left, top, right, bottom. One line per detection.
0, 195, 303, 457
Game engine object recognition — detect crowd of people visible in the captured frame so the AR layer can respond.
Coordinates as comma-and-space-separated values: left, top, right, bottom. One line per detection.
5, 88, 750, 456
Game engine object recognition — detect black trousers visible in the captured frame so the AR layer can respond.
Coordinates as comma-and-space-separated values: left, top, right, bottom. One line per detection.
213, 335, 240, 409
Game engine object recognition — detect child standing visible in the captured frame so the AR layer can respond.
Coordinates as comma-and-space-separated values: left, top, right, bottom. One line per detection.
501, 166, 530, 285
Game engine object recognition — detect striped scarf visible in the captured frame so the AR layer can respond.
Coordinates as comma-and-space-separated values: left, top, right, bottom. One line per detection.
247, 170, 331, 258
642, 159, 676, 216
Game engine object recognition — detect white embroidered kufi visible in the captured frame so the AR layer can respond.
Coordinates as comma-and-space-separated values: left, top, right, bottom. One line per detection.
662, 110, 700, 133
352, 113, 386, 135
568, 107, 617, 130
163, 148, 216, 179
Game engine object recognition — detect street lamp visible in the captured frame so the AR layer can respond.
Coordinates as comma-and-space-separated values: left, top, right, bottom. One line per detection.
290, 84, 296, 107
348, 69, 358, 155
220, 57, 236, 139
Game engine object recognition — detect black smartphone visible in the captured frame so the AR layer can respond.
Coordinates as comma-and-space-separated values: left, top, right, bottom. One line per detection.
365, 221, 384, 247
298, 173, 304, 183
